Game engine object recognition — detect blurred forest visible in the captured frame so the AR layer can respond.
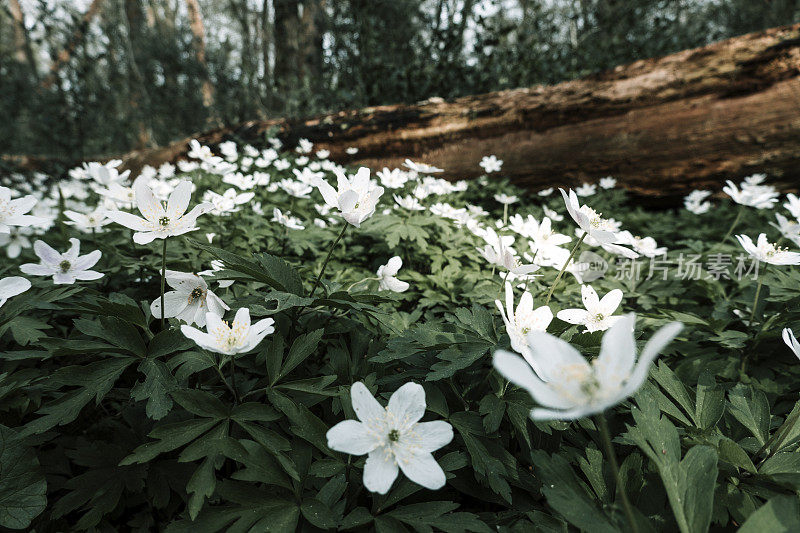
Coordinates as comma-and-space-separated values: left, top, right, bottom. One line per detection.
2, 0, 800, 160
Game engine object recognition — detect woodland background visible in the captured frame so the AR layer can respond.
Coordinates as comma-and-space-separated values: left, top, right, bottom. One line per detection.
2, 0, 800, 160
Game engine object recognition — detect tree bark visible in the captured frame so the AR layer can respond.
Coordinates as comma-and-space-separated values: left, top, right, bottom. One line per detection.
8, 0, 39, 79
10, 23, 800, 201
185, 0, 216, 116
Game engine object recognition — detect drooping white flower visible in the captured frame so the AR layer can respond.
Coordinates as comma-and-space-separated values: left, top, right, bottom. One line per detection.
599, 177, 617, 189
723, 179, 778, 209
223, 172, 258, 190
496, 282, 553, 368
403, 159, 443, 174
494, 193, 518, 205
346, 147, 359, 155
106, 180, 212, 245
393, 194, 425, 211
20, 238, 103, 285
293, 167, 324, 185
272, 208, 305, 230
557, 285, 624, 333
150, 270, 229, 327
313, 167, 385, 227
181, 308, 274, 355
783, 328, 800, 360
560, 188, 638, 259
736, 233, 800, 265
479, 155, 503, 173
377, 257, 409, 292
0, 276, 31, 308
83, 161, 130, 187
326, 381, 453, 494
493, 314, 683, 420
538, 188, 554, 197
0, 187, 45, 233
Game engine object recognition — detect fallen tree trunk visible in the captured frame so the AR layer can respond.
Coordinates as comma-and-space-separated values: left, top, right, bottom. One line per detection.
9, 24, 800, 200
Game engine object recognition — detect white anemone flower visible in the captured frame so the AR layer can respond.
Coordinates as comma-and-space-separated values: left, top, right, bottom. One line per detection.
198, 260, 235, 288
616, 231, 667, 258
0, 187, 45, 233
20, 238, 103, 285
326, 381, 453, 494
63, 207, 111, 233
479, 155, 503, 173
181, 308, 275, 355
784, 194, 800, 220
393, 194, 425, 211
0, 276, 31, 308
346, 147, 359, 155
496, 282, 553, 368
377, 257, 409, 292
560, 188, 638, 259
736, 233, 800, 265
150, 270, 229, 327
106, 180, 211, 245
493, 314, 683, 420
83, 161, 130, 187
771, 214, 800, 247
557, 285, 624, 333
278, 179, 313, 198
723, 180, 778, 209
272, 208, 305, 230
575, 183, 597, 197
599, 177, 617, 189
403, 159, 443, 174
0, 227, 33, 258
538, 188, 554, 197
783, 328, 799, 360
377, 168, 410, 189
313, 167, 385, 227
684, 190, 713, 214
494, 193, 518, 205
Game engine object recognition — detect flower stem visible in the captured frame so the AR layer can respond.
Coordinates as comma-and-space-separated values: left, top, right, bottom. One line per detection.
717, 205, 744, 249
596, 414, 639, 533
160, 237, 167, 329
310, 224, 348, 298
747, 270, 764, 327
502, 203, 508, 227
544, 232, 586, 306
756, 406, 800, 463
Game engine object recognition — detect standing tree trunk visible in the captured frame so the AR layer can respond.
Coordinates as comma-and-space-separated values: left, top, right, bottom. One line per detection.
185, 0, 216, 121
8, 0, 39, 79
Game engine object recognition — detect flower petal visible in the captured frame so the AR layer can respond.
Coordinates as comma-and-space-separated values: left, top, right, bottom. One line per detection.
326, 420, 379, 455
363, 447, 398, 494
413, 421, 453, 453
166, 181, 192, 219
395, 450, 447, 490
350, 382, 386, 426
387, 382, 426, 430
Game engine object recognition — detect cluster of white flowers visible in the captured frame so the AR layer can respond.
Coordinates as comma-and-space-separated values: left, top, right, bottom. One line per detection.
8, 136, 800, 502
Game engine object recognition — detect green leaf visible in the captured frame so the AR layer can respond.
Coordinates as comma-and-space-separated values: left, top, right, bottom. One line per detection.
695, 371, 724, 430
131, 358, 178, 420
530, 451, 618, 533
739, 495, 800, 533
300, 498, 339, 529
0, 426, 47, 529
277, 328, 323, 382
728, 385, 770, 445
